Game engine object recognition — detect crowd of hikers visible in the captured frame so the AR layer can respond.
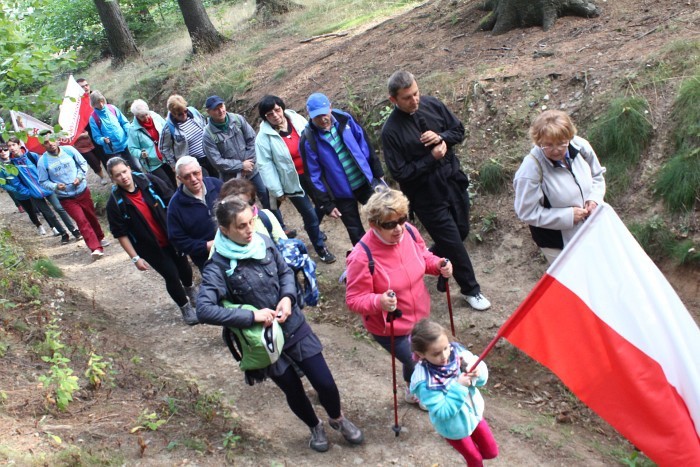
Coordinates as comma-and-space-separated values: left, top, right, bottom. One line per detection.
1, 68, 608, 465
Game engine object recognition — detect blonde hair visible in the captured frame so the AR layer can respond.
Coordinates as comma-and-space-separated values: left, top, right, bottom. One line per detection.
362, 185, 409, 225
167, 94, 188, 113
410, 319, 448, 354
529, 110, 577, 146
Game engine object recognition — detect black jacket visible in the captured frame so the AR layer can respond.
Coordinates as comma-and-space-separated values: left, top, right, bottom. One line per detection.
106, 172, 173, 256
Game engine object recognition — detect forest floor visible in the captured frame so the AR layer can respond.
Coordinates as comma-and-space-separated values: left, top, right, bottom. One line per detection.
1, 0, 699, 465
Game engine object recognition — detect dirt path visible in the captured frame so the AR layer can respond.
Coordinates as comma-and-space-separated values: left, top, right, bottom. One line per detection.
0, 179, 629, 465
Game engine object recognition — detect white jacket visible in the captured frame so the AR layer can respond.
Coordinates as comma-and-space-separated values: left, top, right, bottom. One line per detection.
513, 135, 606, 247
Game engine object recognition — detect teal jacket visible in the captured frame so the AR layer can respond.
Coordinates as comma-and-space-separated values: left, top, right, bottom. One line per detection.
410, 344, 488, 440
37, 146, 88, 199
128, 111, 167, 173
255, 109, 307, 199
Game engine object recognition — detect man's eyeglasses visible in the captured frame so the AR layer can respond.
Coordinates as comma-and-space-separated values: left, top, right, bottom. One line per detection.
378, 216, 408, 230
265, 107, 284, 119
540, 141, 570, 151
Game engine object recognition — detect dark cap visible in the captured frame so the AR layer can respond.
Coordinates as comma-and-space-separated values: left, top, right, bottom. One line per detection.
205, 95, 225, 110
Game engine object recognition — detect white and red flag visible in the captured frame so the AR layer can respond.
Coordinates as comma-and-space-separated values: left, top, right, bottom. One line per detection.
58, 75, 93, 145
478, 204, 699, 465
9, 110, 53, 154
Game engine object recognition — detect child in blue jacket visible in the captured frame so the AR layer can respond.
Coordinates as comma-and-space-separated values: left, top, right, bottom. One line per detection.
410, 319, 498, 466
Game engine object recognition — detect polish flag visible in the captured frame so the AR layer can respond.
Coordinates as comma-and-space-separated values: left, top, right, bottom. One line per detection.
486, 204, 700, 465
58, 75, 93, 145
9, 110, 53, 154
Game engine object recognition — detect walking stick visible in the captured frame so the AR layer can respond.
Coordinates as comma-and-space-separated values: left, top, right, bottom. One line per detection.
386, 291, 403, 437
442, 259, 456, 337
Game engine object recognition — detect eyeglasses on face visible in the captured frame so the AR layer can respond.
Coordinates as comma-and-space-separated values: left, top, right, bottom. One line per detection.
378, 215, 408, 230
265, 107, 284, 119
540, 141, 570, 151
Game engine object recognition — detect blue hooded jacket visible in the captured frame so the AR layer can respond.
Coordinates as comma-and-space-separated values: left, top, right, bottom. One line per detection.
9, 152, 52, 199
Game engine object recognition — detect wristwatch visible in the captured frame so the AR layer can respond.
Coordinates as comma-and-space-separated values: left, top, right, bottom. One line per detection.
131, 255, 140, 264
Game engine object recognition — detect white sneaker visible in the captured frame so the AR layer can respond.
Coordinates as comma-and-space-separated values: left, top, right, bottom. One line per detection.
37, 225, 47, 235
52, 227, 61, 236
91, 250, 104, 261
464, 292, 491, 311
100, 239, 111, 247
405, 387, 428, 411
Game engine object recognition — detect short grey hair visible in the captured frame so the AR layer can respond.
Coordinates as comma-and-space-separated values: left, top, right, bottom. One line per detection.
175, 156, 200, 176
90, 90, 106, 107
130, 99, 150, 118
106, 156, 130, 176
387, 70, 416, 97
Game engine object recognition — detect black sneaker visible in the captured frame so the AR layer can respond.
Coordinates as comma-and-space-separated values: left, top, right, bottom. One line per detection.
284, 228, 297, 239
316, 247, 336, 264
72, 230, 83, 241
60, 234, 70, 245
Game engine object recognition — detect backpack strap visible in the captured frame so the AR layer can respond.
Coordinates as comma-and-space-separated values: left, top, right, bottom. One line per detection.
257, 209, 274, 238
357, 240, 374, 275
91, 104, 118, 130
527, 153, 543, 184
405, 224, 417, 242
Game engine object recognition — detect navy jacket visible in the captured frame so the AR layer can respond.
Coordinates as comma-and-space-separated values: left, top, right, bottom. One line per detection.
166, 176, 222, 269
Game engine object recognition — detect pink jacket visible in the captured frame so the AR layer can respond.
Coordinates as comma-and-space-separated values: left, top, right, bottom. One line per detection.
345, 223, 443, 336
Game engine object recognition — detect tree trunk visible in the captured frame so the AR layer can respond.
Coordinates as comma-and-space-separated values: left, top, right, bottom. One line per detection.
255, 0, 303, 23
93, 0, 140, 67
478, 0, 600, 35
176, 0, 229, 54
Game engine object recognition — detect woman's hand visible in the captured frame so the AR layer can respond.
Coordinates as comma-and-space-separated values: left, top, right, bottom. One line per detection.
253, 308, 277, 327
573, 207, 588, 224
379, 290, 397, 312
275, 297, 292, 323
584, 200, 598, 214
439, 259, 453, 278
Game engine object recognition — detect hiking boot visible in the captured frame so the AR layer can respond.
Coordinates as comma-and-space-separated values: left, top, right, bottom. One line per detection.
284, 228, 297, 239
60, 234, 70, 245
464, 292, 491, 311
180, 302, 199, 326
309, 421, 329, 452
329, 416, 364, 445
37, 225, 47, 236
100, 239, 111, 247
73, 230, 83, 241
315, 247, 336, 264
184, 285, 198, 307
91, 249, 104, 261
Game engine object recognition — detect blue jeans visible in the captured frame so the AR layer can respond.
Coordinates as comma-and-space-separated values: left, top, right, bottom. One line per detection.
46, 193, 76, 232
289, 194, 325, 251
249, 172, 286, 229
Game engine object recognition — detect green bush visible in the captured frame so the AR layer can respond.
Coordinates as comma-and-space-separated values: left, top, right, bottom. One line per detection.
628, 217, 699, 266
588, 97, 653, 200
32, 259, 63, 279
478, 159, 509, 194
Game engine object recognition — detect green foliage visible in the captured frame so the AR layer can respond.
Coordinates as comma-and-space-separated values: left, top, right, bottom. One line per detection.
132, 410, 168, 432
84, 352, 113, 389
91, 190, 109, 216
38, 352, 80, 411
588, 97, 653, 200
473, 212, 498, 243
478, 159, 508, 194
369, 105, 393, 128
616, 449, 655, 467
628, 217, 698, 265
0, 340, 9, 358
195, 391, 223, 422
222, 430, 241, 449
32, 258, 63, 278
34, 320, 65, 358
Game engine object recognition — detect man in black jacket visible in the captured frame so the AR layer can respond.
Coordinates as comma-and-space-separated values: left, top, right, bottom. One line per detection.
381, 70, 490, 311
106, 157, 198, 325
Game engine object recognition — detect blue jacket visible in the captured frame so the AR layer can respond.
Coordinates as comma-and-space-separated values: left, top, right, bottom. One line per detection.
9, 153, 52, 199
128, 112, 167, 172
89, 105, 130, 154
301, 110, 382, 212
0, 160, 32, 200
166, 176, 223, 269
37, 146, 88, 199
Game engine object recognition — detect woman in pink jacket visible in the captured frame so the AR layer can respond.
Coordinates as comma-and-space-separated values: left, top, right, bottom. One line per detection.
345, 186, 452, 407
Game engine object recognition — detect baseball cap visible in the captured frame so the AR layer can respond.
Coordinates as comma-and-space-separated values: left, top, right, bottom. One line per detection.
205, 95, 225, 110
306, 93, 331, 119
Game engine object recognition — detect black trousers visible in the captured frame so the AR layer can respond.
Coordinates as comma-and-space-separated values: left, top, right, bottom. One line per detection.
141, 244, 193, 307
413, 183, 480, 296
334, 183, 373, 246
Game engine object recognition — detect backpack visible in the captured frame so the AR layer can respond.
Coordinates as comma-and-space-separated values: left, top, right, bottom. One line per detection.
220, 301, 285, 371
357, 224, 418, 275
258, 209, 319, 307
91, 104, 118, 130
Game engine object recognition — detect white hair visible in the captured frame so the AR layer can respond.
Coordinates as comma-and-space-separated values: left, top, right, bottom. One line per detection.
130, 99, 150, 118
175, 156, 201, 176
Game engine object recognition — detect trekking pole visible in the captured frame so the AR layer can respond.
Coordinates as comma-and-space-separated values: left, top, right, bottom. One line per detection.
442, 259, 456, 337
386, 290, 403, 437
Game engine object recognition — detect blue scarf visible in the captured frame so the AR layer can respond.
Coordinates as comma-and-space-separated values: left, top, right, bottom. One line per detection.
213, 230, 266, 276
424, 344, 461, 391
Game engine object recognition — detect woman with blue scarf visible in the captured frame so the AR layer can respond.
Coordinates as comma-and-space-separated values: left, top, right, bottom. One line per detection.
410, 319, 498, 466
196, 195, 363, 453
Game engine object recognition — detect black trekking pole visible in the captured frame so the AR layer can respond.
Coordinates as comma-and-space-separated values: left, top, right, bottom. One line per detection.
386, 290, 403, 437
442, 259, 456, 337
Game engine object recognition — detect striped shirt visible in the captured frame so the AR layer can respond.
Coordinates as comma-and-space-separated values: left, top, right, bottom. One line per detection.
323, 125, 365, 190
180, 117, 205, 158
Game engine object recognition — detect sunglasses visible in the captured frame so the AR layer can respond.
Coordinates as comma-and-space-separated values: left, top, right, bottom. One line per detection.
378, 216, 408, 230
0, 147, 8, 152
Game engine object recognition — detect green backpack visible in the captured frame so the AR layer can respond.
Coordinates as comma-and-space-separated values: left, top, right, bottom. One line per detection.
221, 301, 285, 371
